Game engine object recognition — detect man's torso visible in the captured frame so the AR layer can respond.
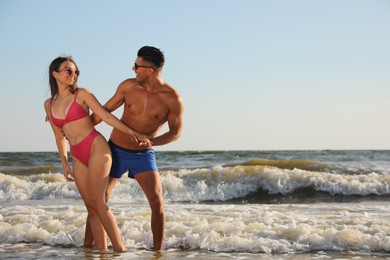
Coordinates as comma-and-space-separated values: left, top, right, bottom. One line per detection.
110, 79, 176, 150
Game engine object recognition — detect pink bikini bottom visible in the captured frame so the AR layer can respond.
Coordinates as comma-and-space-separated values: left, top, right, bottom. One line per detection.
70, 130, 100, 166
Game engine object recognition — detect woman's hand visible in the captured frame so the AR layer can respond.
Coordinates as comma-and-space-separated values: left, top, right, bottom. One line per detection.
63, 164, 74, 182
131, 134, 153, 148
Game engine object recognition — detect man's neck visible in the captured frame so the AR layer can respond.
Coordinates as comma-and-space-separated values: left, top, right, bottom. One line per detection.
140, 76, 164, 92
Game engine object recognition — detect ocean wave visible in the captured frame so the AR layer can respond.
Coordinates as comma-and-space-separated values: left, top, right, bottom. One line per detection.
0, 166, 62, 175
233, 159, 327, 171
230, 158, 385, 176
0, 173, 79, 201
156, 165, 390, 203
1, 165, 389, 203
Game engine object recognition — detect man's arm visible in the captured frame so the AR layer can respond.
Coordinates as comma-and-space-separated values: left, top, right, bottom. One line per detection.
90, 81, 127, 125
150, 94, 184, 146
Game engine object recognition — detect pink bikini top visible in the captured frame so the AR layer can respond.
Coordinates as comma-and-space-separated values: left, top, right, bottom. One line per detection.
50, 92, 89, 128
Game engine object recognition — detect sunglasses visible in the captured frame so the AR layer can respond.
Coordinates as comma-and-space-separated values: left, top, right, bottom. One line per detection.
134, 63, 154, 70
59, 68, 80, 76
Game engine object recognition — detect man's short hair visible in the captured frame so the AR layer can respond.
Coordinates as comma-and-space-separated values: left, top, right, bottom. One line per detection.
138, 46, 165, 68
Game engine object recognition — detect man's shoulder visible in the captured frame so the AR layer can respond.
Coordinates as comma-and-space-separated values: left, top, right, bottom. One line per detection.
118, 78, 139, 90
161, 83, 181, 99
157, 83, 183, 109
121, 78, 137, 84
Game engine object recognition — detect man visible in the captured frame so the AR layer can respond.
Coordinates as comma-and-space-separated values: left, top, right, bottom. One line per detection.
92, 46, 183, 250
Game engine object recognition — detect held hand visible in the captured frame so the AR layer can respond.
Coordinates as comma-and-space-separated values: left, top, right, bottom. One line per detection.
135, 135, 153, 148
128, 134, 153, 148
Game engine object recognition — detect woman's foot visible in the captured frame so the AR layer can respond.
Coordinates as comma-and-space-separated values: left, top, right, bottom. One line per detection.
113, 245, 127, 253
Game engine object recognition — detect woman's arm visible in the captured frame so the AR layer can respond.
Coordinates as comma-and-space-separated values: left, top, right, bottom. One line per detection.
44, 100, 74, 181
81, 88, 152, 146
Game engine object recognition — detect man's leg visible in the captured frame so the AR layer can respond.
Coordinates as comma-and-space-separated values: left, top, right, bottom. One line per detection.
135, 171, 165, 250
106, 177, 119, 202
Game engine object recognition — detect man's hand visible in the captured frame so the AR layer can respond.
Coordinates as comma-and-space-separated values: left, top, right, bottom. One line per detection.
135, 134, 153, 148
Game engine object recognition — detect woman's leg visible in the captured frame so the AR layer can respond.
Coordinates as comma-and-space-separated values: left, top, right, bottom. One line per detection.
72, 159, 107, 251
87, 135, 126, 252
84, 177, 119, 247
84, 214, 95, 247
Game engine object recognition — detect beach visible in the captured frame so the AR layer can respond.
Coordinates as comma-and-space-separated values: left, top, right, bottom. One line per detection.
1, 150, 390, 259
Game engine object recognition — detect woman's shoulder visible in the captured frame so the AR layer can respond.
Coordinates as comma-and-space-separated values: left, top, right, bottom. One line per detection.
74, 87, 98, 106
75, 87, 90, 93
43, 98, 52, 110
75, 87, 94, 97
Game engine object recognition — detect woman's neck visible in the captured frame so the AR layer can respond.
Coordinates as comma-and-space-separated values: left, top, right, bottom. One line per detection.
56, 85, 74, 99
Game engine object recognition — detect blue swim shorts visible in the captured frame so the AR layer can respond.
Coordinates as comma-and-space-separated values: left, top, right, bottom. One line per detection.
109, 140, 159, 179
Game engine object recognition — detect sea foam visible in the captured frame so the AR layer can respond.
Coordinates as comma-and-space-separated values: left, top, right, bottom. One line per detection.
2, 202, 389, 253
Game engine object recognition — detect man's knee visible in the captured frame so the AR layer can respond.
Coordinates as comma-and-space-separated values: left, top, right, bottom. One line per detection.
148, 194, 164, 213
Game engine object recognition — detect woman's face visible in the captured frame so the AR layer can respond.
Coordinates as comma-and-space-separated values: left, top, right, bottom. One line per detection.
53, 61, 79, 86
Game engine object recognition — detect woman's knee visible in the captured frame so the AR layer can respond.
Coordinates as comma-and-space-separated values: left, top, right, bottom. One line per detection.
85, 205, 98, 218
85, 198, 109, 212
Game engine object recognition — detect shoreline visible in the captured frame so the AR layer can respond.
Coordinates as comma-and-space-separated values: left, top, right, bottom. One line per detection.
1, 243, 389, 259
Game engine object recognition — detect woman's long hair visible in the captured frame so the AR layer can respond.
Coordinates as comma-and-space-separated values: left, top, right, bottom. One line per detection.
46, 56, 78, 122
48, 56, 78, 99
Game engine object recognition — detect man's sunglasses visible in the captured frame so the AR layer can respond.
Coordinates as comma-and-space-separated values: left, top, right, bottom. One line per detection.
134, 63, 154, 70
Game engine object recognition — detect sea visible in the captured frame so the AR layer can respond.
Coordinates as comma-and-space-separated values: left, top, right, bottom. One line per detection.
0, 150, 389, 259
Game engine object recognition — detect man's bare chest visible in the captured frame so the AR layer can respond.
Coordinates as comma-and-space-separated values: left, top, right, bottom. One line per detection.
125, 95, 168, 120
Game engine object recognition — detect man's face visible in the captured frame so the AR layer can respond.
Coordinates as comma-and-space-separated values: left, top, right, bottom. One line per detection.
133, 57, 155, 82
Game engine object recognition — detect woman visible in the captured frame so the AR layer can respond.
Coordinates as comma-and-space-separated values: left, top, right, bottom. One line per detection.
44, 56, 149, 252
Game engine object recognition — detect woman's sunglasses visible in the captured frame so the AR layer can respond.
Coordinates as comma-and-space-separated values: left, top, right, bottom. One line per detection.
59, 68, 80, 76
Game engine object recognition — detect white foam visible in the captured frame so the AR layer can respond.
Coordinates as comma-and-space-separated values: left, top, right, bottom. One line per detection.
0, 201, 389, 253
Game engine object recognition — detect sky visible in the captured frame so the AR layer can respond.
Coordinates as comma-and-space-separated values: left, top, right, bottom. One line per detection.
0, 0, 389, 152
